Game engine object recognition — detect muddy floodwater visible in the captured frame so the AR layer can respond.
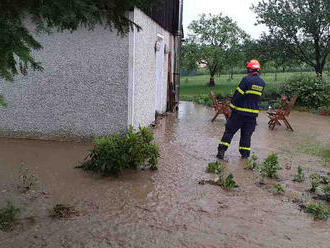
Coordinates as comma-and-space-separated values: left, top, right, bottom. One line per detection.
1, 101, 330, 248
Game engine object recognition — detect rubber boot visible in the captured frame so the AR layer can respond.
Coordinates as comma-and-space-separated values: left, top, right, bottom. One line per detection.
216, 146, 226, 160
240, 151, 250, 159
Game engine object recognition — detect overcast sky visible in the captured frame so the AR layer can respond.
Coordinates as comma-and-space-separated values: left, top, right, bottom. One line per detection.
183, 0, 268, 39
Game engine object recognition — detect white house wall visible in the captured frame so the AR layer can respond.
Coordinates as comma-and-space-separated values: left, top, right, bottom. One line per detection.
129, 8, 175, 128
0, 25, 129, 138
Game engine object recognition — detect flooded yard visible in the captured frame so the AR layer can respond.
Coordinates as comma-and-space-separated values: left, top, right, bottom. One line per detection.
1, 101, 330, 248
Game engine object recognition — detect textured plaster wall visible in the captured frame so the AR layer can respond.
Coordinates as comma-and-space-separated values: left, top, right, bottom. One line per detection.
0, 25, 129, 138
130, 8, 174, 128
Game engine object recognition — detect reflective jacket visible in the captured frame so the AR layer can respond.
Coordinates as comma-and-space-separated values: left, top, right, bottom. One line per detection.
230, 73, 266, 118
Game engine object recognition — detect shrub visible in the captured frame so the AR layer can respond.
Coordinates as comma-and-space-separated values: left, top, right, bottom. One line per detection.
281, 75, 330, 109
260, 153, 282, 178
303, 202, 330, 220
207, 161, 225, 175
293, 166, 305, 182
77, 126, 159, 175
0, 202, 20, 232
273, 184, 286, 195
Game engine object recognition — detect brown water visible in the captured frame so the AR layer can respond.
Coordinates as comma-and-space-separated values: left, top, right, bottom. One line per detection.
1, 101, 330, 248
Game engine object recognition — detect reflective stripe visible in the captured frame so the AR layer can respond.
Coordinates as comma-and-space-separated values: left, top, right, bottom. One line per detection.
220, 141, 230, 147
252, 85, 264, 91
230, 103, 259, 114
239, 146, 251, 151
246, 90, 262, 96
236, 87, 245, 95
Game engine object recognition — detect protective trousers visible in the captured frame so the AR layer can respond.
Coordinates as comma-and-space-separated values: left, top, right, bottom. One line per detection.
218, 112, 256, 157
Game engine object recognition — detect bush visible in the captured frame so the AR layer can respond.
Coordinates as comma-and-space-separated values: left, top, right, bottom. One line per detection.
260, 153, 282, 178
281, 75, 330, 109
0, 202, 20, 232
77, 126, 159, 175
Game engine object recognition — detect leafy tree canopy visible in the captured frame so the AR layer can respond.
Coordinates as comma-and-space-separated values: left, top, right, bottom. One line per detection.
252, 0, 330, 76
181, 13, 248, 86
0, 0, 151, 81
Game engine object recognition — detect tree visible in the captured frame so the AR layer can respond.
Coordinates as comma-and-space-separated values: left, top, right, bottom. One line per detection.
252, 0, 330, 76
0, 0, 152, 81
257, 34, 298, 80
181, 14, 248, 86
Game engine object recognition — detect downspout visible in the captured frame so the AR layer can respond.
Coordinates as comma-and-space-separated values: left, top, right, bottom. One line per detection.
174, 0, 183, 109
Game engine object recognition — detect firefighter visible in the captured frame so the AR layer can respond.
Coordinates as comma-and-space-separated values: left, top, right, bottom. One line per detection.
217, 59, 265, 160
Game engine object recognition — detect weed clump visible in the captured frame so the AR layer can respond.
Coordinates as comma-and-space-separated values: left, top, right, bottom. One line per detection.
199, 174, 239, 191
207, 161, 225, 174
246, 153, 258, 170
218, 174, 239, 190
302, 202, 330, 220
77, 126, 159, 175
50, 204, 79, 219
309, 173, 329, 192
273, 184, 286, 195
18, 164, 40, 192
260, 153, 282, 178
0, 202, 20, 232
293, 166, 305, 182
315, 185, 330, 202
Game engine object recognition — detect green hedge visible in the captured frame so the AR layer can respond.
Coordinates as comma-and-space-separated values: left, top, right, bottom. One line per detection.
281, 75, 330, 109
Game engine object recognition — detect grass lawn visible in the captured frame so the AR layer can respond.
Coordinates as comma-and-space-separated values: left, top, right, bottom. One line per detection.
180, 71, 314, 98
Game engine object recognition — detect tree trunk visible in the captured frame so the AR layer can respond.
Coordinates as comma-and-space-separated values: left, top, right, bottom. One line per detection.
230, 70, 233, 80
314, 65, 323, 78
209, 76, 215, 87
275, 72, 278, 81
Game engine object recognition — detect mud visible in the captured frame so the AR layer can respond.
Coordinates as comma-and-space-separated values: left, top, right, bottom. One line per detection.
1, 101, 330, 248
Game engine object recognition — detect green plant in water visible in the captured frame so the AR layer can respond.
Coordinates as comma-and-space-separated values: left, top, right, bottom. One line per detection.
316, 185, 330, 202
0, 202, 20, 232
76, 126, 159, 175
218, 174, 239, 190
273, 184, 286, 195
260, 153, 282, 178
207, 161, 225, 175
293, 166, 305, 182
246, 153, 258, 170
303, 202, 330, 220
309, 173, 329, 192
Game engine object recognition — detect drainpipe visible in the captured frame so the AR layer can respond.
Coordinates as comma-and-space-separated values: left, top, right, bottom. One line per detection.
173, 0, 183, 109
